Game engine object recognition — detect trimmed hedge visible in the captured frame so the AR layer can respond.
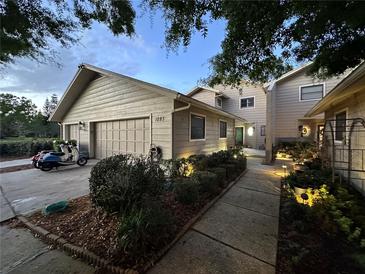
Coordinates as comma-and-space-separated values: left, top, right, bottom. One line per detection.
193, 171, 219, 195
174, 177, 200, 205
208, 167, 227, 187
89, 155, 166, 214
0, 139, 54, 157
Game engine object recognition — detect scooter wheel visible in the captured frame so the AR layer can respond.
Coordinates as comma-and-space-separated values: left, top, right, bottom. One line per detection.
33, 161, 40, 169
41, 164, 53, 171
77, 158, 88, 166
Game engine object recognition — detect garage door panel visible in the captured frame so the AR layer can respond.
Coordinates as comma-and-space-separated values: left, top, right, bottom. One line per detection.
95, 118, 149, 159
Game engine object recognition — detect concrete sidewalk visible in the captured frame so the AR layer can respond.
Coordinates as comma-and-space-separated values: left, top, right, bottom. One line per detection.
0, 159, 31, 169
149, 158, 281, 274
0, 223, 94, 274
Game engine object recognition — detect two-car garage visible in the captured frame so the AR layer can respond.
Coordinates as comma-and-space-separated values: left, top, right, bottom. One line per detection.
94, 118, 150, 159
66, 117, 150, 159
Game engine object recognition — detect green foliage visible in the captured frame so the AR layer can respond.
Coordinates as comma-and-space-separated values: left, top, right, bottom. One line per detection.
275, 141, 318, 163
1, 0, 135, 64
193, 171, 219, 195
89, 155, 166, 214
173, 177, 199, 205
0, 138, 54, 157
0, 93, 59, 139
208, 167, 227, 187
117, 200, 174, 257
148, 1, 365, 85
284, 169, 332, 189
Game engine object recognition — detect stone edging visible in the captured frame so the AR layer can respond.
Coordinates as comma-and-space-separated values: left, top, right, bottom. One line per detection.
143, 168, 249, 273
17, 215, 137, 274
17, 168, 248, 274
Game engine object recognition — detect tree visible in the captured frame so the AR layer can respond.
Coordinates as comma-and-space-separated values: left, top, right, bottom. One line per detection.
0, 93, 37, 137
42, 98, 51, 118
49, 94, 59, 116
147, 0, 365, 85
0, 0, 135, 64
1, 1, 365, 85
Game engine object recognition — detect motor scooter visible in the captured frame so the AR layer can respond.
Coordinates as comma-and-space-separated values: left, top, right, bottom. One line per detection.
31, 150, 55, 168
38, 144, 88, 171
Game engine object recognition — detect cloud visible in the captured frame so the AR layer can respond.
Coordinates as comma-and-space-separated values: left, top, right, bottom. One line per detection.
0, 23, 155, 107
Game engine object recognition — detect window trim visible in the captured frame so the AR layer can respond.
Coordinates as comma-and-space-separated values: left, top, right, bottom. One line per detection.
298, 83, 326, 102
239, 96, 255, 109
219, 119, 228, 139
189, 112, 206, 142
334, 108, 348, 144
215, 97, 223, 108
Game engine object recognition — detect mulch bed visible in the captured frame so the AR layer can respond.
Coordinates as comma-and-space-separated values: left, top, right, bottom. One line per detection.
276, 187, 365, 274
28, 193, 212, 271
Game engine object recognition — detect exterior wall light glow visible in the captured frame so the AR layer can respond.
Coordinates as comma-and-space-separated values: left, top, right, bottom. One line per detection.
247, 126, 254, 136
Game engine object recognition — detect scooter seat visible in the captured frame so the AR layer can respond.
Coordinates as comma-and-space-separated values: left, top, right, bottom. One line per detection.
50, 152, 65, 156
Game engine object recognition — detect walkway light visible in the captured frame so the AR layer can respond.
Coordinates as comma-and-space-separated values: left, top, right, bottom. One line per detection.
282, 165, 287, 177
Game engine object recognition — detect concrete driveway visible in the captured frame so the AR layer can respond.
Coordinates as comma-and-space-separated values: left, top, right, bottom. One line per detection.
0, 160, 97, 222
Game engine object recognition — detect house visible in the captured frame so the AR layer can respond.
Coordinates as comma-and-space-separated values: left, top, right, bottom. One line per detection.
306, 62, 365, 195
187, 83, 266, 149
264, 63, 348, 162
50, 64, 247, 160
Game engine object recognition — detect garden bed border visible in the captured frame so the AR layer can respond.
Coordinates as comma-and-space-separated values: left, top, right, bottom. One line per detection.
17, 168, 248, 274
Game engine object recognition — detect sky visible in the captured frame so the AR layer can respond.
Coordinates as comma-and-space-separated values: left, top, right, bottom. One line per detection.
0, 4, 226, 109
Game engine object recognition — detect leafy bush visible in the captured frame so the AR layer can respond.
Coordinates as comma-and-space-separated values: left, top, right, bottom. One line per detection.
173, 177, 199, 205
208, 167, 227, 187
89, 155, 166, 214
220, 163, 237, 181
193, 171, 219, 195
284, 169, 332, 189
187, 154, 208, 171
0, 138, 54, 157
117, 200, 174, 257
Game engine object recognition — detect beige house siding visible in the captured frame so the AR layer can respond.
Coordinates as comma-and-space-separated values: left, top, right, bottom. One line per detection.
190, 89, 216, 107
62, 75, 174, 159
273, 69, 344, 144
214, 84, 266, 149
324, 91, 365, 195
173, 105, 235, 158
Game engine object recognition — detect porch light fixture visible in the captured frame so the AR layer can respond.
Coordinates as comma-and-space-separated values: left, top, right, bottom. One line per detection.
248, 126, 255, 136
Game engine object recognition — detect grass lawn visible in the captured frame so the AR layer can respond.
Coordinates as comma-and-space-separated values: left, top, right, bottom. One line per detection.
0, 137, 53, 144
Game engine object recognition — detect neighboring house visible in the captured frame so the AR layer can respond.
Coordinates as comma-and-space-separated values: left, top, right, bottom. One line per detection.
306, 62, 365, 195
50, 64, 246, 160
264, 63, 348, 162
187, 84, 266, 149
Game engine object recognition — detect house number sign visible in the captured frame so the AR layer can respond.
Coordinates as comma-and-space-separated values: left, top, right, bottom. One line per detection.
155, 116, 165, 122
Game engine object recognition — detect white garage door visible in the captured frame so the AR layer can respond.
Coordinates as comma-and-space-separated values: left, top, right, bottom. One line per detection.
95, 118, 150, 159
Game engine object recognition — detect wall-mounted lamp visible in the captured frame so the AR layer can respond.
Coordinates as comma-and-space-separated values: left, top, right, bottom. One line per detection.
79, 121, 85, 129
247, 126, 255, 136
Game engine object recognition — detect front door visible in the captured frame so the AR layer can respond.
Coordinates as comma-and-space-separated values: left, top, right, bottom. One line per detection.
235, 127, 244, 146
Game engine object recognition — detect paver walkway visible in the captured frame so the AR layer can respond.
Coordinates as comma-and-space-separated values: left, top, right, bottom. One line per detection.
149, 157, 282, 274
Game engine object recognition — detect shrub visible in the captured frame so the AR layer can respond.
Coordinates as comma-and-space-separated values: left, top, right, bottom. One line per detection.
208, 167, 227, 187
188, 154, 208, 171
193, 171, 219, 195
0, 138, 54, 157
117, 200, 174, 257
89, 155, 166, 214
174, 177, 199, 205
220, 163, 237, 181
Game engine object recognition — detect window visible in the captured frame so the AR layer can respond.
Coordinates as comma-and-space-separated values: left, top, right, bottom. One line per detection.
335, 111, 347, 142
216, 97, 222, 108
300, 84, 324, 101
219, 120, 227, 138
190, 113, 205, 140
240, 97, 255, 108
260, 125, 266, 136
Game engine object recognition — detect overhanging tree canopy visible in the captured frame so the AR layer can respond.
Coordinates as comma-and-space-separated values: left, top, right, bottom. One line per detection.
1, 0, 364, 85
